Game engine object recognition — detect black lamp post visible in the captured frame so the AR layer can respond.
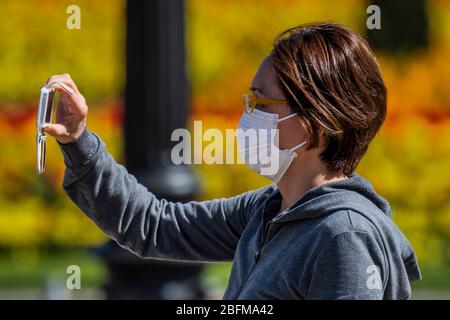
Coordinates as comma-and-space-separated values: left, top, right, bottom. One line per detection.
95, 0, 204, 300
366, 0, 429, 54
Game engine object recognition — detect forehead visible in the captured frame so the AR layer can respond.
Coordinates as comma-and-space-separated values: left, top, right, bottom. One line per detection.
251, 55, 283, 97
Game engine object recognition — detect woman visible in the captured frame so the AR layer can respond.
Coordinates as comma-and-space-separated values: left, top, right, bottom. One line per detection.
43, 22, 420, 299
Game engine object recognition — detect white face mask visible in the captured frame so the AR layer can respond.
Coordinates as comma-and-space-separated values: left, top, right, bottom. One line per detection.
237, 108, 307, 183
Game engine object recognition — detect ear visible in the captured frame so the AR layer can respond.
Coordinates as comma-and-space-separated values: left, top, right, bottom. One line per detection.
295, 117, 313, 150
317, 126, 327, 149
299, 118, 326, 151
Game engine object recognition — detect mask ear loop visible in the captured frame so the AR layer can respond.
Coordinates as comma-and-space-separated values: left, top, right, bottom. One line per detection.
276, 112, 307, 155
291, 140, 307, 152
277, 113, 298, 122
288, 140, 307, 159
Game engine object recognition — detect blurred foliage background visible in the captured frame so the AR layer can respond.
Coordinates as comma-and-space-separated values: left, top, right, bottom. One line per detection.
0, 0, 449, 297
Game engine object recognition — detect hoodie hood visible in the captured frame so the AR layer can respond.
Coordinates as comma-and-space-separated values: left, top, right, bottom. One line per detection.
273, 173, 422, 288
274, 173, 392, 223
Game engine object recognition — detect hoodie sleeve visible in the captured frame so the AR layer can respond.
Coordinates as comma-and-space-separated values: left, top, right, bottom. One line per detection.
305, 230, 386, 300
58, 128, 266, 262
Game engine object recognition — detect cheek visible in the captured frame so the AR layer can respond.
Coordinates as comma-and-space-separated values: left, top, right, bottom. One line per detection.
277, 121, 306, 148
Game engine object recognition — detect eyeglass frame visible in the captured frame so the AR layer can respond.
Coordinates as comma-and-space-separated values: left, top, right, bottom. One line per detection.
242, 91, 288, 114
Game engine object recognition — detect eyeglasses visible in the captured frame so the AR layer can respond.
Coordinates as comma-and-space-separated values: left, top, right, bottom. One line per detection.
242, 91, 288, 114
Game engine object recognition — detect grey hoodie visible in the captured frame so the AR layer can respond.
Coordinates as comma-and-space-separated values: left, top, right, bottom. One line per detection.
58, 128, 421, 300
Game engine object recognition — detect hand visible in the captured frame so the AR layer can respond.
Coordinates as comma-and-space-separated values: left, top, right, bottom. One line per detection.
42, 74, 88, 144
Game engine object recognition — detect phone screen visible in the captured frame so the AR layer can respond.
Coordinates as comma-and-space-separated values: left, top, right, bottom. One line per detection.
45, 90, 55, 124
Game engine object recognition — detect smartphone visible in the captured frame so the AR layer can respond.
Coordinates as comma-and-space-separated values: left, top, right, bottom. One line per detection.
36, 81, 74, 174
36, 86, 55, 174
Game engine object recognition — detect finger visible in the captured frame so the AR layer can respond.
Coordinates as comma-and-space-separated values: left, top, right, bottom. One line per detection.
46, 75, 80, 94
42, 123, 69, 137
46, 73, 71, 84
61, 73, 80, 92
48, 80, 81, 102
48, 81, 76, 100
51, 85, 88, 119
46, 75, 65, 86
48, 80, 75, 95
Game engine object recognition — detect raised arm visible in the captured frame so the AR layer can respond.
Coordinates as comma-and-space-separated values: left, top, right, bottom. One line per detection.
42, 74, 271, 262
58, 128, 269, 262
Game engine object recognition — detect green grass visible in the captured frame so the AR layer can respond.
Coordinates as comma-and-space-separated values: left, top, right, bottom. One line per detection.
0, 250, 106, 288
412, 265, 450, 290
0, 251, 233, 291
203, 262, 232, 291
0, 251, 449, 300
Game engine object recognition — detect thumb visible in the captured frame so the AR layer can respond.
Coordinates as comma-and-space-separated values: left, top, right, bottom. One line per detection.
42, 123, 69, 137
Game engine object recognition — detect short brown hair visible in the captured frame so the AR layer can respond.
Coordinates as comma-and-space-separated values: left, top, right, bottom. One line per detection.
271, 22, 386, 175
